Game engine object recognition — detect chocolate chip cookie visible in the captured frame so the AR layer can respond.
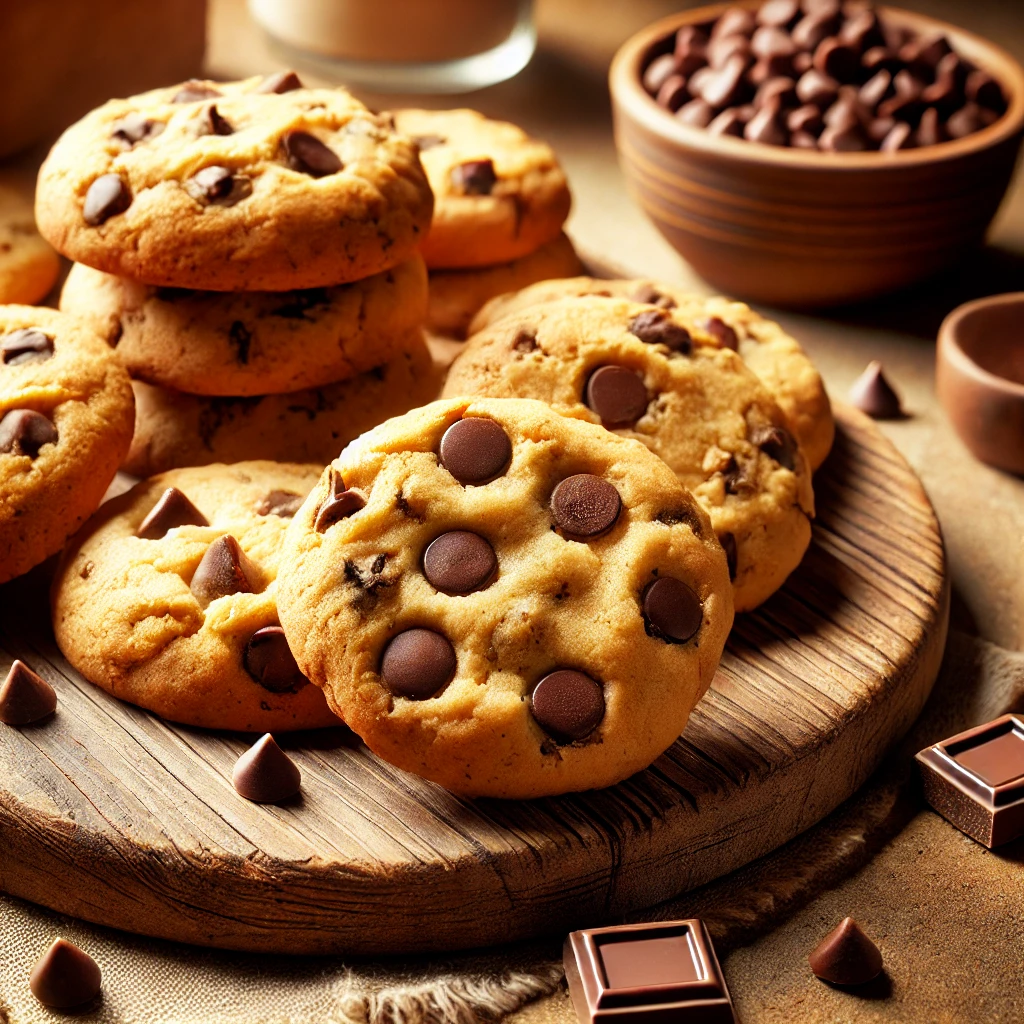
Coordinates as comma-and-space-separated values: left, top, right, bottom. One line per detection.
427, 233, 584, 339
470, 276, 834, 469
276, 397, 733, 798
124, 336, 441, 476
392, 108, 571, 269
0, 186, 60, 306
444, 297, 815, 611
36, 74, 433, 291
52, 461, 341, 732
0, 306, 134, 584
61, 255, 428, 396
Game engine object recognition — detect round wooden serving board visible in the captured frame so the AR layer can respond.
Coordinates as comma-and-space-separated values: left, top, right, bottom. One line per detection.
0, 404, 948, 956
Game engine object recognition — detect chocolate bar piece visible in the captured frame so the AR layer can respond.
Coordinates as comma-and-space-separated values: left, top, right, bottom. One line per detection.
916, 714, 1024, 848
563, 919, 736, 1023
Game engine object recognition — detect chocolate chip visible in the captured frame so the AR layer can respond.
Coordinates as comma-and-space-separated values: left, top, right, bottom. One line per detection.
628, 310, 692, 353
819, 121, 868, 151
790, 129, 819, 148
656, 74, 690, 112
314, 468, 365, 532
380, 628, 456, 699
674, 26, 709, 76
808, 917, 883, 986
630, 284, 676, 309
2, 328, 53, 365
642, 577, 703, 643
439, 418, 512, 484
655, 506, 704, 536
758, 0, 800, 27
173, 80, 221, 103
878, 70, 923, 120
0, 410, 57, 457
858, 69, 891, 109
796, 67, 839, 106
136, 487, 209, 539
244, 626, 307, 693
412, 133, 448, 150
228, 320, 252, 363
232, 733, 302, 803
451, 159, 498, 196
705, 34, 751, 68
0, 659, 57, 725
675, 98, 714, 127
585, 365, 649, 427
792, 11, 838, 51
512, 328, 538, 353
29, 939, 101, 1009
83, 174, 131, 225
879, 120, 914, 151
423, 531, 497, 595
838, 9, 882, 53
813, 37, 859, 81
190, 535, 256, 608
947, 103, 986, 139
698, 53, 749, 108
282, 130, 342, 177
720, 532, 738, 580
745, 103, 789, 145
711, 7, 755, 39
752, 25, 796, 61
787, 103, 824, 134
531, 669, 605, 743
186, 166, 235, 202
916, 107, 947, 147
256, 70, 303, 94
723, 456, 756, 495
201, 104, 234, 136
751, 424, 798, 470
551, 474, 622, 540
848, 360, 903, 418
708, 108, 747, 136
755, 76, 797, 109
111, 113, 164, 146
703, 317, 739, 350
966, 69, 1006, 112
643, 53, 682, 95
256, 490, 304, 517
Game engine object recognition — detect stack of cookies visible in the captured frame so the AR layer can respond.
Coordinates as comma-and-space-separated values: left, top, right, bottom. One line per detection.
36, 72, 440, 476
392, 109, 584, 338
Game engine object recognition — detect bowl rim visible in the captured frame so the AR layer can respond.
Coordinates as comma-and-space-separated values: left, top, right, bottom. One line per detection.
937, 292, 1024, 399
609, 1, 1024, 171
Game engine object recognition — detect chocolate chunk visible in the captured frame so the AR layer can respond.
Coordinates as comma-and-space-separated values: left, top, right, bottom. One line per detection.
190, 535, 257, 607
751, 424, 798, 470
708, 107, 748, 137
512, 328, 538, 353
818, 121, 868, 151
642, 577, 703, 643
704, 317, 739, 350
314, 468, 365, 532
243, 626, 307, 693
0, 410, 58, 457
380, 628, 456, 699
673, 26, 708, 76
916, 107, 947, 147
585, 366, 649, 427
755, 76, 797, 109
111, 113, 164, 146
439, 417, 512, 484
423, 531, 497, 595
173, 80, 221, 103
136, 487, 209, 539
808, 917, 883, 986
232, 733, 301, 803
698, 54, 749, 108
787, 103, 824, 135
745, 103, 789, 145
29, 939, 102, 1009
813, 37, 859, 82
256, 490, 304, 517
628, 310, 692, 352
0, 659, 57, 726
451, 159, 498, 195
412, 133, 448, 151
796, 67, 839, 106
656, 74, 689, 112
551, 475, 622, 540
201, 104, 234, 136
531, 669, 604, 742
256, 70, 303, 94
879, 121, 914, 151
83, 174, 131, 225
2, 328, 53, 365
630, 284, 676, 309
282, 130, 342, 176
720, 532, 738, 580
758, 0, 799, 27
858, 69, 891, 109
643, 53, 680, 95
848, 360, 903, 418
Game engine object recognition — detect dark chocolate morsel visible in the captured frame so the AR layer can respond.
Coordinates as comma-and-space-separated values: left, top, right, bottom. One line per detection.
412, 133, 448, 150
83, 174, 131, 225
111, 113, 165, 146
697, 54, 749, 108
256, 70, 303, 94
720, 532, 738, 580
380, 628, 456, 699
643, 53, 680, 96
750, 424, 798, 471
186, 165, 235, 202
531, 669, 605, 742
202, 104, 234, 136
703, 317, 739, 350
551, 474, 622, 540
314, 468, 365, 532
439, 417, 512, 484
136, 487, 209, 539
813, 37, 860, 82
708, 108, 748, 137
848, 360, 903, 418
585, 365, 649, 427
244, 626, 307, 693
676, 98, 715, 127
512, 328, 538, 353
808, 917, 883, 986
173, 80, 221, 103
744, 104, 789, 145
282, 130, 342, 176
630, 283, 676, 309
255, 490, 304, 517
656, 74, 690, 112
0, 659, 57, 725
879, 120, 914, 151
0, 409, 58, 457
2, 328, 54, 365
29, 939, 102, 1009
642, 577, 703, 644
423, 531, 497, 595
190, 535, 257, 607
628, 310, 692, 353
232, 733, 302, 803
451, 159, 498, 196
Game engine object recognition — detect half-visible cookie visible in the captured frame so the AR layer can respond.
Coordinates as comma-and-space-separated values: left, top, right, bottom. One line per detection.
471, 277, 834, 470
61, 255, 428, 396
53, 462, 340, 731
393, 108, 571, 269
0, 306, 134, 583
444, 297, 815, 611
0, 186, 60, 305
36, 74, 433, 290
277, 397, 733, 798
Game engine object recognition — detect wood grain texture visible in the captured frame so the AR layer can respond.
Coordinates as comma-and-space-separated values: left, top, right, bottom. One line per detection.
0, 405, 948, 955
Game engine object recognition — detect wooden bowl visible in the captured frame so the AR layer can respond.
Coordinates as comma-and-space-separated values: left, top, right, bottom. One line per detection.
609, 3, 1024, 308
936, 292, 1024, 475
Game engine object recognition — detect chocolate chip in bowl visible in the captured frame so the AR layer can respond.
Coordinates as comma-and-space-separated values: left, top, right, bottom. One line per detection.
610, 2, 1024, 307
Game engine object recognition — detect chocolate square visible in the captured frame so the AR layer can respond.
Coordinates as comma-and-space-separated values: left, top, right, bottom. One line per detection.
916, 714, 1024, 848
563, 920, 735, 1023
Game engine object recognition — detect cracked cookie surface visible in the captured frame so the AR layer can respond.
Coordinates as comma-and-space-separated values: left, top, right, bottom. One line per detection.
36, 75, 433, 290
276, 397, 733, 798
52, 461, 340, 731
